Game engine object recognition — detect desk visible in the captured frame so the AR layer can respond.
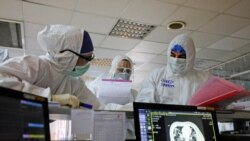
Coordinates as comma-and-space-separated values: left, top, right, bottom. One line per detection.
49, 107, 250, 141
216, 110, 250, 141
49, 107, 135, 141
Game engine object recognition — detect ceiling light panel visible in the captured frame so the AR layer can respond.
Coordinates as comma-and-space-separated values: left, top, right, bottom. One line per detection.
109, 19, 155, 39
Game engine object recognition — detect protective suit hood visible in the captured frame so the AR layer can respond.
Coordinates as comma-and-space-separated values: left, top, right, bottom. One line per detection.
167, 34, 195, 75
37, 25, 84, 72
108, 55, 134, 79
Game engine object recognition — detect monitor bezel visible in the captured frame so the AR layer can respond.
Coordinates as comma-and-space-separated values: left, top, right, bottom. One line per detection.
0, 86, 51, 141
133, 102, 220, 141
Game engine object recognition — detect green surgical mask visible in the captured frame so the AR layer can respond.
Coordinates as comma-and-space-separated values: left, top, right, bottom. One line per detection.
65, 63, 90, 77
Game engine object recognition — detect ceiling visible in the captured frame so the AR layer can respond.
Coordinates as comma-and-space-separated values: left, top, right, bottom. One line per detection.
0, 0, 250, 90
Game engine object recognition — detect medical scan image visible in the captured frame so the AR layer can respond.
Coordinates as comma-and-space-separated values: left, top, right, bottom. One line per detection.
169, 121, 205, 141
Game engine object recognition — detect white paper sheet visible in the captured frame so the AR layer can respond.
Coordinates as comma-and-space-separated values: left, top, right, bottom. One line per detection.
93, 111, 126, 141
97, 79, 132, 105
71, 109, 94, 134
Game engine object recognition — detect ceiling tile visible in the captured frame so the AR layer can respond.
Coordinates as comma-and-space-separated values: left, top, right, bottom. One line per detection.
94, 48, 127, 59
190, 32, 224, 48
24, 22, 44, 38
158, 0, 187, 4
207, 37, 250, 51
127, 51, 157, 63
226, 0, 250, 19
149, 55, 168, 64
100, 36, 140, 51
89, 33, 106, 47
85, 65, 110, 78
184, 0, 239, 12
0, 0, 22, 20
23, 2, 72, 25
71, 12, 117, 34
27, 0, 78, 10
163, 7, 217, 30
217, 51, 241, 62
76, 0, 130, 18
121, 0, 178, 25
131, 41, 168, 54
231, 25, 250, 39
234, 43, 250, 54
161, 50, 168, 56
198, 14, 250, 35
195, 47, 202, 53
196, 48, 229, 61
145, 26, 192, 43
136, 63, 164, 71
194, 58, 222, 69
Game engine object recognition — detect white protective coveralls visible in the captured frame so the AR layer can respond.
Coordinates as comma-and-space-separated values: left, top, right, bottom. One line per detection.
136, 34, 210, 105
0, 25, 100, 109
89, 54, 137, 104
89, 54, 137, 139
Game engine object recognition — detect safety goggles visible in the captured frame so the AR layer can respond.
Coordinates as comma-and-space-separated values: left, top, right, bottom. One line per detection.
116, 67, 132, 74
60, 49, 95, 62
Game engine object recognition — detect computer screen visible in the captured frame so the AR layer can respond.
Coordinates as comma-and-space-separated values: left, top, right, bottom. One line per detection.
0, 86, 50, 141
133, 102, 219, 141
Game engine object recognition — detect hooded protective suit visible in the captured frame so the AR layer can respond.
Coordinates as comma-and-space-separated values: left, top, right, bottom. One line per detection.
135, 34, 210, 105
88, 54, 137, 139
89, 54, 137, 103
0, 25, 100, 109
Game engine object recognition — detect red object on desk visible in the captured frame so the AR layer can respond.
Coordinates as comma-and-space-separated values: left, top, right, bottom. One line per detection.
188, 76, 250, 108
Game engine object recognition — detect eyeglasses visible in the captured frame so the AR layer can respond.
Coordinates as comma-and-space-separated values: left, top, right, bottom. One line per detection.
116, 67, 132, 74
60, 49, 95, 62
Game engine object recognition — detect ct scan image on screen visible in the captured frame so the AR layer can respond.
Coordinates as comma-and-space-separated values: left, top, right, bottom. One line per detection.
167, 117, 205, 141
140, 110, 217, 141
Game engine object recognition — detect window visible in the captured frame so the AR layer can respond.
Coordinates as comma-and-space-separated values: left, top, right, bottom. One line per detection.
0, 19, 24, 48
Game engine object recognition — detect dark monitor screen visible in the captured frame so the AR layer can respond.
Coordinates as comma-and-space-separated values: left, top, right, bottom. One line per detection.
0, 86, 50, 141
133, 102, 219, 141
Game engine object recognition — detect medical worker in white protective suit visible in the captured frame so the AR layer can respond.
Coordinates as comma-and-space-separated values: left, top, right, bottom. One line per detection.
89, 54, 137, 139
0, 25, 100, 109
89, 54, 137, 104
136, 34, 210, 105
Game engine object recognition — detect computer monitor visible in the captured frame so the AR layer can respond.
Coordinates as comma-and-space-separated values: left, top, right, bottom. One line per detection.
0, 86, 50, 141
133, 102, 220, 141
